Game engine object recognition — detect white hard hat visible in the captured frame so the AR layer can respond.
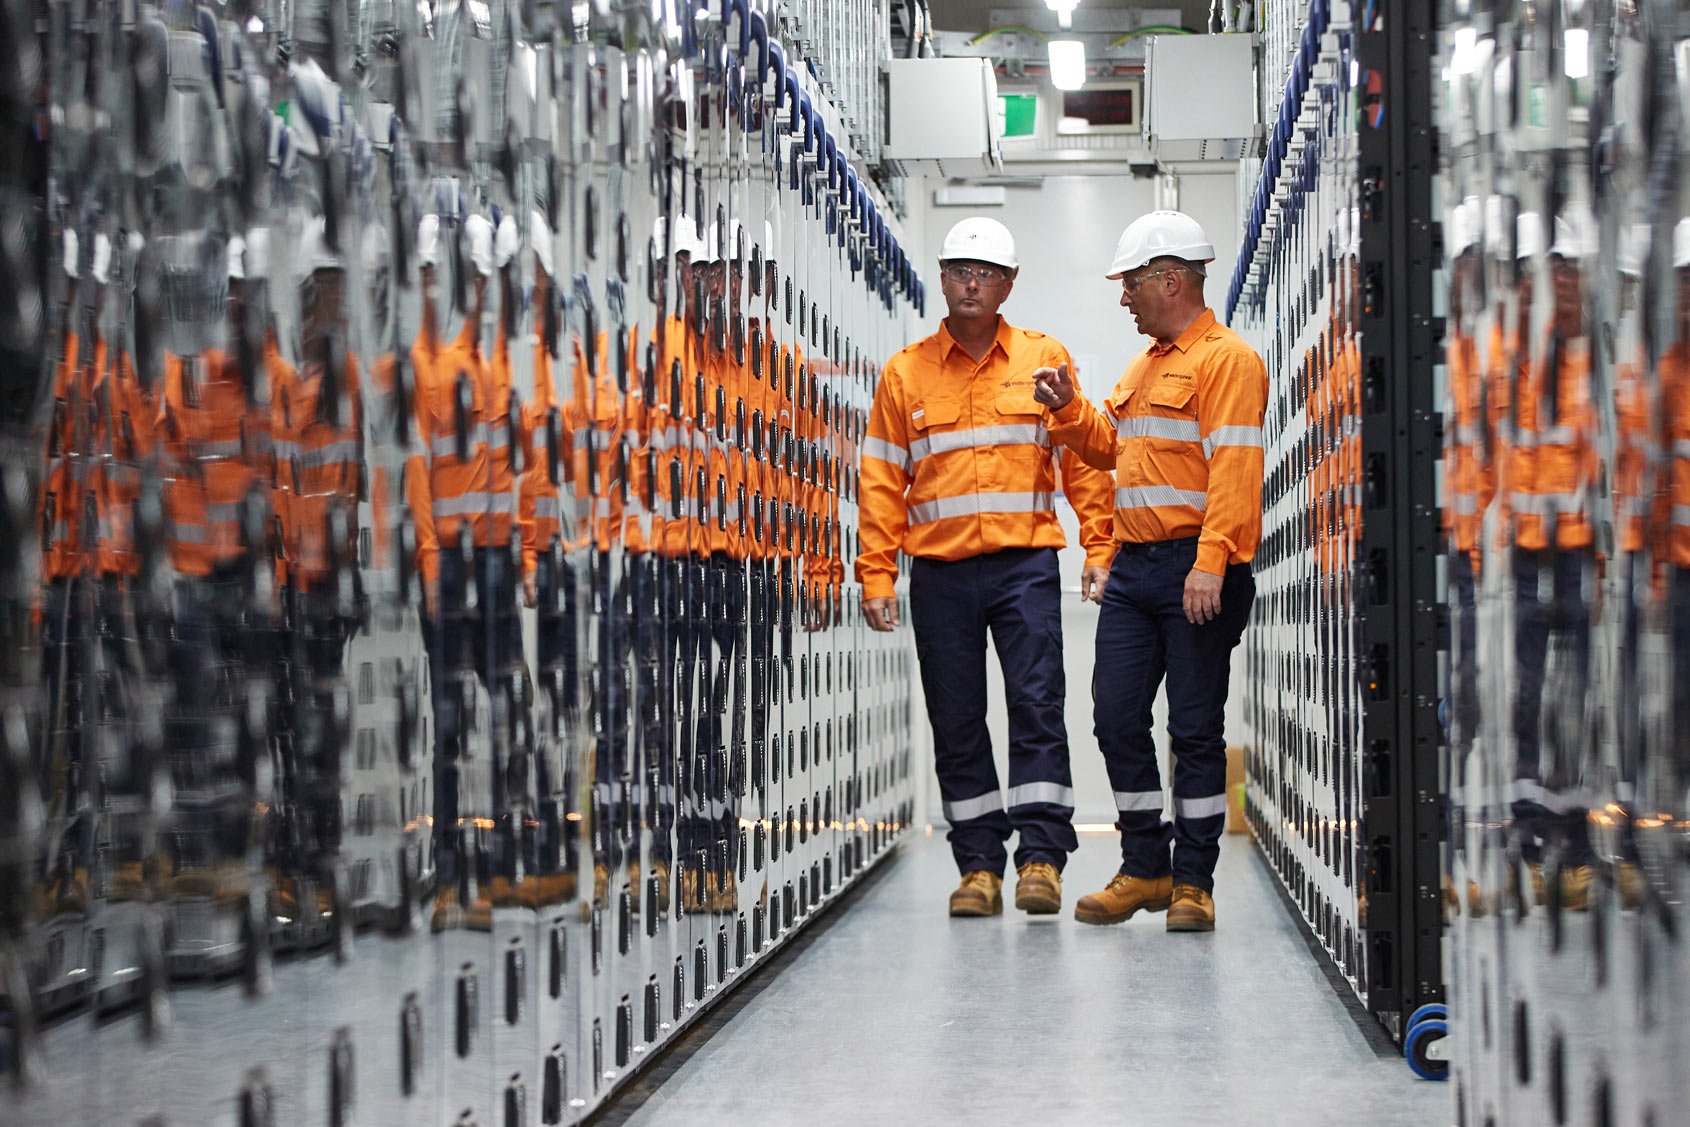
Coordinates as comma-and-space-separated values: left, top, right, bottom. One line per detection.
417, 213, 442, 269
671, 214, 710, 262
229, 230, 274, 281
1449, 196, 1482, 258
763, 220, 778, 265
295, 216, 343, 279
1674, 217, 1690, 270
532, 209, 555, 279
1105, 210, 1214, 279
940, 216, 1018, 270
492, 212, 520, 270
1515, 212, 1543, 261
1550, 205, 1594, 261
1619, 223, 1650, 278
464, 213, 496, 278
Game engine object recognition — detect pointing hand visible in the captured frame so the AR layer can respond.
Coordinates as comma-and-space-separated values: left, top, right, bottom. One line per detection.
1032, 362, 1075, 409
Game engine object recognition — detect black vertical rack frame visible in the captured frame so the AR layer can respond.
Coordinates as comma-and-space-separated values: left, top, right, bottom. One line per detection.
1353, 4, 1444, 1035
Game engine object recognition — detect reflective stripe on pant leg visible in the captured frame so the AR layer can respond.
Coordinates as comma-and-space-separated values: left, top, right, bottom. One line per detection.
1161, 549, 1253, 892
1092, 549, 1173, 878
986, 548, 1077, 870
911, 556, 1010, 875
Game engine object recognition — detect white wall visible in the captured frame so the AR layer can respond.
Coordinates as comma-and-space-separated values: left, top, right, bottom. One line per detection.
898, 170, 1247, 826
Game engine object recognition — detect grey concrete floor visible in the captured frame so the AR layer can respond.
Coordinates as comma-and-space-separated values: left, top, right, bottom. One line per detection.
605, 831, 1457, 1126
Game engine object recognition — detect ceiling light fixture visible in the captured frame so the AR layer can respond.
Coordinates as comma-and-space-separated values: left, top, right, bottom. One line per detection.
1045, 0, 1081, 31
1048, 39, 1086, 90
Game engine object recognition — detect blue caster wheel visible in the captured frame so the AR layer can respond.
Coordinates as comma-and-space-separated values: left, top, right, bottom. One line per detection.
1407, 1002, 1448, 1035
1405, 1018, 1450, 1080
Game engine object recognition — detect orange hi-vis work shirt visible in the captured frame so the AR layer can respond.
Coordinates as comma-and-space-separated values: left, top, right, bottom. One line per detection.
703, 326, 747, 560
1047, 308, 1268, 576
649, 312, 706, 559
157, 347, 278, 577
855, 316, 1116, 602
43, 331, 157, 580
1613, 355, 1651, 555
519, 340, 570, 574
1505, 331, 1597, 552
272, 351, 363, 591
1444, 327, 1496, 558
1659, 340, 1690, 566
567, 328, 646, 555
410, 320, 522, 587
743, 316, 777, 561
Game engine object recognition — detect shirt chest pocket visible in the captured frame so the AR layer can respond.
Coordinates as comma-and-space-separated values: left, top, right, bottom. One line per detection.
1142, 380, 1201, 453
908, 397, 961, 465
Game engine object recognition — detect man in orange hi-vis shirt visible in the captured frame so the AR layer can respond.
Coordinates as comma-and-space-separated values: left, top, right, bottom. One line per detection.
1033, 210, 1268, 933
410, 208, 527, 930
855, 216, 1116, 920
271, 216, 364, 921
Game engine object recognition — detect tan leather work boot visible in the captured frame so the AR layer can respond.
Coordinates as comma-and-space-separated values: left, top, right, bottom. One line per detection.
1014, 863, 1062, 914
948, 870, 1003, 917
1073, 873, 1173, 925
1166, 884, 1216, 931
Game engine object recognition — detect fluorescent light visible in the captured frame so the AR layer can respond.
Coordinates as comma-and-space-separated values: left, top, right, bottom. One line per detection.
1451, 27, 1477, 75
1049, 39, 1086, 91
1564, 28, 1590, 79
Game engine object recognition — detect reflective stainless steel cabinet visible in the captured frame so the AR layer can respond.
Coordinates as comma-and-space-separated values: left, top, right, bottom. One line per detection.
0, 2, 915, 1123
1438, 3, 1690, 1124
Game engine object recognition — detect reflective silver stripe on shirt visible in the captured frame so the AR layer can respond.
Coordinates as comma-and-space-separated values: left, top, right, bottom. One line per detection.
907, 490, 1056, 526
1511, 425, 1579, 448
1674, 504, 1690, 528
861, 436, 910, 472
1673, 439, 1690, 459
1508, 491, 1584, 517
1202, 425, 1265, 460
908, 423, 1050, 464
1175, 793, 1229, 820
1115, 485, 1208, 512
1117, 416, 1201, 443
532, 496, 562, 520
172, 524, 209, 543
433, 492, 518, 517
207, 502, 246, 522
942, 790, 1004, 823
430, 422, 512, 458
196, 438, 245, 459
1114, 790, 1164, 813
1451, 493, 1480, 515
1005, 782, 1075, 809
287, 439, 360, 470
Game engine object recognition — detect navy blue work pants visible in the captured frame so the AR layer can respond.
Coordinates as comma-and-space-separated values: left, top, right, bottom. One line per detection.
910, 547, 1077, 875
1093, 538, 1253, 891
1509, 547, 1593, 864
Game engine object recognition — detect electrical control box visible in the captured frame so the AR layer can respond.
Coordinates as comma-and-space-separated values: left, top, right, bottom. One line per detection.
1143, 32, 1258, 162
883, 57, 1003, 177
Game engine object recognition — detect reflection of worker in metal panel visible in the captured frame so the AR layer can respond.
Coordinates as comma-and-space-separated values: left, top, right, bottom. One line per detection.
153, 230, 281, 956
1611, 223, 1654, 803
517, 211, 581, 906
857, 216, 1115, 920
1445, 198, 1491, 760
1659, 219, 1690, 800
40, 227, 156, 914
272, 215, 364, 927
701, 220, 752, 913
1505, 208, 1597, 907
409, 210, 526, 930
1034, 211, 1267, 934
